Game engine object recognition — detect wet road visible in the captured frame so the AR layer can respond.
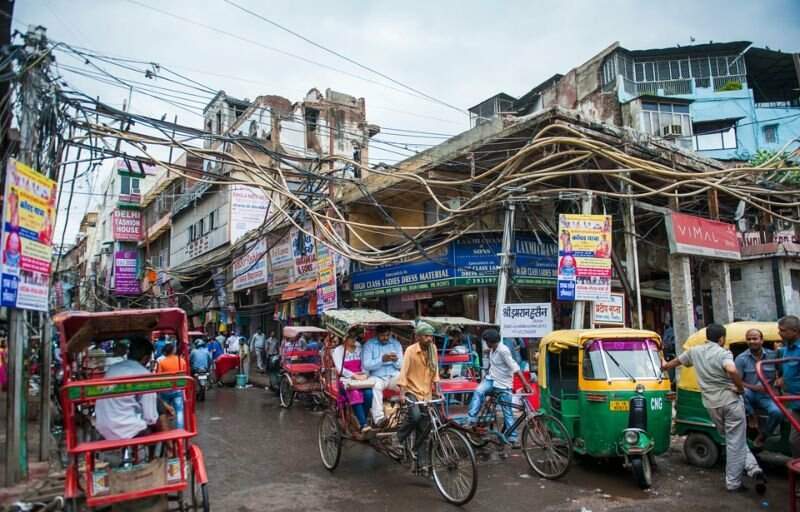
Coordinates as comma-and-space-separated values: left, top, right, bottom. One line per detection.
194, 386, 790, 511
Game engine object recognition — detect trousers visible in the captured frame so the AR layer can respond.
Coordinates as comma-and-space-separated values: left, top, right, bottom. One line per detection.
707, 398, 761, 490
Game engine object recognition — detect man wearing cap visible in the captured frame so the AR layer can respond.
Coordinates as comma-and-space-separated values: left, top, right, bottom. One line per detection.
395, 321, 440, 473
466, 328, 532, 445
363, 325, 404, 427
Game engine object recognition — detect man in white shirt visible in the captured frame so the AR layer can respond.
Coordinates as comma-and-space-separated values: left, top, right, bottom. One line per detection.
465, 329, 532, 442
226, 332, 240, 354
95, 337, 159, 440
250, 329, 267, 372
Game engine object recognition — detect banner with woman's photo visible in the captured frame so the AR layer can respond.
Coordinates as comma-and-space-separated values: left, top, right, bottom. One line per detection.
556, 213, 612, 302
1, 159, 58, 311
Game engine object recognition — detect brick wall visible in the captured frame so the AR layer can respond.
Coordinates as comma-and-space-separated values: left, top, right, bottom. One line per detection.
729, 260, 778, 320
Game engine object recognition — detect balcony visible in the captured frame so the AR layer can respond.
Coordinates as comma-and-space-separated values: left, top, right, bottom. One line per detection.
622, 74, 747, 98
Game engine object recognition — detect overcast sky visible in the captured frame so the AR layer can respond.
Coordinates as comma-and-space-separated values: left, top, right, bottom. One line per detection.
13, 0, 800, 245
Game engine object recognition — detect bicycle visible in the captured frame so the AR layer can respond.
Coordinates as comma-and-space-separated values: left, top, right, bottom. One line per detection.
319, 395, 478, 505
453, 391, 572, 479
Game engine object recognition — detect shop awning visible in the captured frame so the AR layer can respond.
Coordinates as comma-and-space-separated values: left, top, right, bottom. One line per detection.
279, 279, 317, 301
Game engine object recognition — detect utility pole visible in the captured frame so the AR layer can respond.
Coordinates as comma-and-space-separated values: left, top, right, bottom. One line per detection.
494, 201, 517, 325
5, 25, 52, 485
571, 192, 593, 329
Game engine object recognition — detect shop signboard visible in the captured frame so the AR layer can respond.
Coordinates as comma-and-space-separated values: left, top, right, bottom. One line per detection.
0, 159, 58, 311
665, 212, 740, 260
592, 292, 626, 326
500, 303, 553, 339
112, 209, 142, 241
229, 185, 270, 244
316, 243, 337, 312
114, 250, 140, 295
351, 233, 558, 299
556, 214, 612, 302
232, 239, 269, 292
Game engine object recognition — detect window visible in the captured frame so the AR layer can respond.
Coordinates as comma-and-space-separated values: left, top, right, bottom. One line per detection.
198, 219, 205, 236
693, 120, 737, 151
120, 175, 130, 195
730, 267, 742, 282
640, 102, 691, 138
189, 224, 195, 242
583, 340, 662, 381
763, 124, 778, 144
209, 210, 215, 231
216, 111, 222, 134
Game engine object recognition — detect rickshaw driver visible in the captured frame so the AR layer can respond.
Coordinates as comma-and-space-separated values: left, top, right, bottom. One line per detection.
734, 328, 781, 448
395, 322, 440, 473
662, 324, 766, 493
465, 328, 532, 442
363, 325, 404, 427
96, 336, 160, 440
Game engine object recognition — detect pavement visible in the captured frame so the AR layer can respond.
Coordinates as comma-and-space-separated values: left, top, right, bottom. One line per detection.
195, 377, 792, 512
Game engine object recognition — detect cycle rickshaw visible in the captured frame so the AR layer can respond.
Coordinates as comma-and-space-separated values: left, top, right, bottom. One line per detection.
54, 308, 210, 511
317, 309, 479, 505
277, 325, 328, 408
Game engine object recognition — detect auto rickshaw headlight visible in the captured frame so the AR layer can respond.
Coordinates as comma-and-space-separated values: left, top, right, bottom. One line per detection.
635, 383, 646, 394
624, 430, 639, 445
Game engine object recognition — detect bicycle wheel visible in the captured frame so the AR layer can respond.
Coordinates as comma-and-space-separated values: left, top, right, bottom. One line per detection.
430, 427, 478, 505
521, 414, 572, 479
279, 375, 294, 408
318, 412, 342, 471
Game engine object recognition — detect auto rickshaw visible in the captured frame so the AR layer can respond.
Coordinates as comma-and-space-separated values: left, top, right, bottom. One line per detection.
54, 308, 210, 511
537, 328, 672, 488
675, 321, 789, 467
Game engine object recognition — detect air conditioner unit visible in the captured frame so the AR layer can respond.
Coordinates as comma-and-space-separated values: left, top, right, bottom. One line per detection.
661, 125, 683, 137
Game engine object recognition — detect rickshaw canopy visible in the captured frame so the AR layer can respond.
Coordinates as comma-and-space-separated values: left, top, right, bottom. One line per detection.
539, 328, 662, 354
678, 321, 781, 392
322, 309, 412, 338
54, 308, 189, 356
283, 326, 328, 338
417, 316, 494, 333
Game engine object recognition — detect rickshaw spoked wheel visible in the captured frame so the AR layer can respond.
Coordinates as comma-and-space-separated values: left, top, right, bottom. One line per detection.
189, 461, 211, 512
430, 428, 478, 505
522, 414, 572, 479
279, 375, 294, 408
319, 412, 342, 470
631, 454, 652, 489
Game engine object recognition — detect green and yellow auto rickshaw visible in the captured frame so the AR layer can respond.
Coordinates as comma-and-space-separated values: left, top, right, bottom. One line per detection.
537, 328, 672, 488
675, 321, 789, 467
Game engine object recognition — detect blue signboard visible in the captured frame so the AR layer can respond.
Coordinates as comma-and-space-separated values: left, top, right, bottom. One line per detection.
352, 233, 557, 298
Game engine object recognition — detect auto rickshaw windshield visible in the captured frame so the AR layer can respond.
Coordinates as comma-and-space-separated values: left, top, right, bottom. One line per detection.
583, 339, 661, 381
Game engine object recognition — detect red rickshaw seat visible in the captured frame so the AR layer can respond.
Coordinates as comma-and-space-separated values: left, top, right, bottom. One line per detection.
441, 354, 471, 364
439, 379, 478, 393
283, 362, 320, 374
71, 428, 193, 454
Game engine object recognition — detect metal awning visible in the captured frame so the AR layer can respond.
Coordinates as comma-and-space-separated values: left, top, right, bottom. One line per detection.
279, 279, 317, 301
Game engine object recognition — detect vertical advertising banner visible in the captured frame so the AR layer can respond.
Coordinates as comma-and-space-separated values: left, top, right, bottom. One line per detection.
230, 185, 270, 245
114, 250, 140, 295
316, 243, 337, 312
291, 225, 318, 280
1, 159, 58, 311
556, 214, 612, 302
112, 209, 142, 241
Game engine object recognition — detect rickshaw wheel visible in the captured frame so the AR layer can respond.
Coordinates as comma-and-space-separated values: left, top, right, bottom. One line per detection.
64, 498, 80, 512
279, 375, 294, 408
683, 432, 720, 468
189, 462, 211, 512
522, 414, 573, 479
631, 454, 652, 489
319, 412, 342, 470
430, 428, 478, 505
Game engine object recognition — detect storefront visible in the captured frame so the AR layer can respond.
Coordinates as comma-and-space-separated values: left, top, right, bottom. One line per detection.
350, 232, 558, 322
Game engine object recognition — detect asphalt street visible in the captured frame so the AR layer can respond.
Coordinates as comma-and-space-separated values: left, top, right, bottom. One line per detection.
194, 385, 790, 511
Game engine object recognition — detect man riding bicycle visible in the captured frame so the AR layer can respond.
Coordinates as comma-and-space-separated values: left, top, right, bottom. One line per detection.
395, 322, 440, 473
465, 328, 532, 444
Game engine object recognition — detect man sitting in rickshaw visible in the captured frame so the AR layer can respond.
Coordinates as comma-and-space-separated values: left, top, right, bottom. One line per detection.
363, 325, 404, 427
734, 328, 781, 448
395, 322, 439, 473
465, 329, 532, 443
95, 336, 160, 440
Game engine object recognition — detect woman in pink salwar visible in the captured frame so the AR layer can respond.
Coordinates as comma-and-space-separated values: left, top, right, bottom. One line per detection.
332, 331, 376, 433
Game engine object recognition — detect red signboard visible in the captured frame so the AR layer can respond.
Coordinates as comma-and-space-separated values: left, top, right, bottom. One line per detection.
112, 209, 142, 241
665, 212, 740, 260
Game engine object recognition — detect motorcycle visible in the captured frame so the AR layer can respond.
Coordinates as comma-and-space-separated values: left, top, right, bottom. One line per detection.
194, 368, 209, 402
